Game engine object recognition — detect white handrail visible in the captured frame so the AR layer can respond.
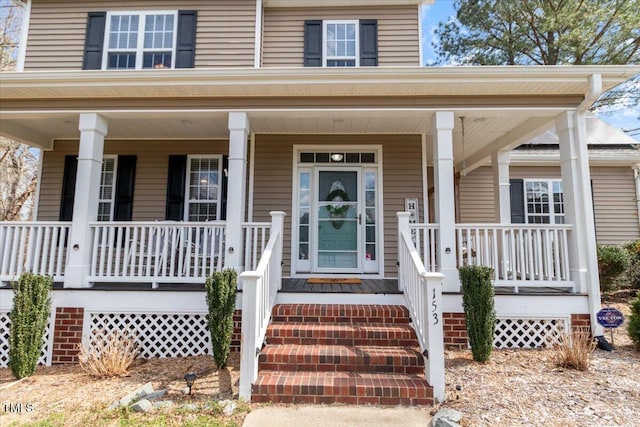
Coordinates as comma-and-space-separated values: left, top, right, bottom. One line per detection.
455, 223, 573, 291
397, 213, 445, 403
0, 222, 70, 283
89, 222, 226, 284
409, 223, 439, 271
239, 211, 285, 401
242, 222, 271, 271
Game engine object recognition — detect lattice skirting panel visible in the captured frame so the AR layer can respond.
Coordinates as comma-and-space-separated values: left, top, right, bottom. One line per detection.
494, 317, 569, 349
0, 310, 54, 368
85, 312, 213, 359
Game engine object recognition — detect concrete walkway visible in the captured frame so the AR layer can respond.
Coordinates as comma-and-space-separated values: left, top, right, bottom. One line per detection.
242, 405, 432, 427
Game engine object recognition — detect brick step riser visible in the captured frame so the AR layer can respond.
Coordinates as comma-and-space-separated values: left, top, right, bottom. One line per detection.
271, 315, 410, 324
258, 363, 424, 374
251, 395, 433, 406
266, 337, 419, 346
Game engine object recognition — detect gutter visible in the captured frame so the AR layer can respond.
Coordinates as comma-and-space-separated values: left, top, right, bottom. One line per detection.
577, 73, 602, 112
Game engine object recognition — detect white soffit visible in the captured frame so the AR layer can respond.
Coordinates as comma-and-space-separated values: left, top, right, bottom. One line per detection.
525, 115, 639, 145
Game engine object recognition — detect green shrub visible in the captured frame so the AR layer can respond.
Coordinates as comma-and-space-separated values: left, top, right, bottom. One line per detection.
628, 294, 640, 350
459, 265, 495, 363
8, 273, 52, 379
205, 269, 238, 369
623, 240, 640, 261
597, 245, 630, 291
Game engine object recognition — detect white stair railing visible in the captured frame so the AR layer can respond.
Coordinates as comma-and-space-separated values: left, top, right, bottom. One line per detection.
238, 211, 285, 401
242, 222, 271, 271
409, 223, 439, 271
397, 212, 445, 403
455, 224, 573, 291
89, 221, 225, 284
0, 222, 70, 283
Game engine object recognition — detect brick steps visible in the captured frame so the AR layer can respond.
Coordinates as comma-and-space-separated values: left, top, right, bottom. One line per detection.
266, 322, 418, 346
259, 344, 424, 374
252, 371, 433, 405
252, 304, 433, 406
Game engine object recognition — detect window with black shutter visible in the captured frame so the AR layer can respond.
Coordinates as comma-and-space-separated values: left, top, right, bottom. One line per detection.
304, 19, 378, 67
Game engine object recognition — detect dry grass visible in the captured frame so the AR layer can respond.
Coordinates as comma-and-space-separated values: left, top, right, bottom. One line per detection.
78, 330, 138, 378
550, 328, 596, 371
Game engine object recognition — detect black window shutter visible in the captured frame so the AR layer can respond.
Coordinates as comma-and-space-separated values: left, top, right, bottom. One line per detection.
175, 10, 197, 68
359, 20, 378, 66
59, 155, 78, 221
113, 155, 137, 221
82, 12, 107, 70
220, 155, 229, 220
510, 179, 525, 223
166, 155, 187, 220
304, 20, 323, 67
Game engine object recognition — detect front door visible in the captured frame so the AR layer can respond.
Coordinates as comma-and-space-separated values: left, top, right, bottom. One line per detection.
315, 169, 361, 272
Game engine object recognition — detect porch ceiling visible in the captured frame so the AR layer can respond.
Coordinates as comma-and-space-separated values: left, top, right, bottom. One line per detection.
1, 66, 637, 165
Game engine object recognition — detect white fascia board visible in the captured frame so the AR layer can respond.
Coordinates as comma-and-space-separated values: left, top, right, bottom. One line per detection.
264, 0, 429, 7
510, 149, 640, 166
1, 66, 639, 101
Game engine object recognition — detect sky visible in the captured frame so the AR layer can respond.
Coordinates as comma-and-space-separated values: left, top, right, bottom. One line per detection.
420, 0, 640, 141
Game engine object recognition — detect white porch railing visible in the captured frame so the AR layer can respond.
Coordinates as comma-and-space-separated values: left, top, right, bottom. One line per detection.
242, 222, 271, 271
0, 222, 70, 283
397, 213, 445, 403
455, 224, 573, 291
239, 211, 285, 401
409, 223, 439, 271
89, 222, 226, 284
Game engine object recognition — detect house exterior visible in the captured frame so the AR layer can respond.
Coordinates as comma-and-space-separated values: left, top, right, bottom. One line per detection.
1, 0, 639, 405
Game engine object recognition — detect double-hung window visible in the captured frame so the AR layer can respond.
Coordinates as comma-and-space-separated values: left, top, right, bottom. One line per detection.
323, 20, 359, 67
185, 156, 222, 221
104, 11, 177, 69
524, 179, 565, 224
98, 156, 117, 221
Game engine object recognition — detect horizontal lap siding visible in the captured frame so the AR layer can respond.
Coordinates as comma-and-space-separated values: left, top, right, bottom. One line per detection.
591, 166, 639, 245
458, 165, 639, 245
37, 139, 228, 221
25, 0, 255, 70
262, 6, 419, 67
252, 135, 422, 277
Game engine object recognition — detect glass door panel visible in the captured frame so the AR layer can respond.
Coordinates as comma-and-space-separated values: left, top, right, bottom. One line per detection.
316, 170, 359, 270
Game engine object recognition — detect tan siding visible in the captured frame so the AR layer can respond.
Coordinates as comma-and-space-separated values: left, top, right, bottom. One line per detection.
458, 167, 495, 223
37, 139, 228, 221
591, 166, 640, 245
252, 134, 422, 277
457, 165, 640, 245
25, 0, 255, 70
262, 6, 420, 67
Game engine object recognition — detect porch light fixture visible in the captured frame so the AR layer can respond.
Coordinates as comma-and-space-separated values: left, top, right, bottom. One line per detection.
184, 372, 197, 395
330, 153, 344, 162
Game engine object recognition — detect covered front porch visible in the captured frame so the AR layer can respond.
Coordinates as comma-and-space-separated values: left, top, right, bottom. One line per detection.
2, 66, 636, 402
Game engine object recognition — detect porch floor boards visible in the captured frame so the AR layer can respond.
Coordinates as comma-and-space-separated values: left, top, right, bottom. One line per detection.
281, 278, 401, 294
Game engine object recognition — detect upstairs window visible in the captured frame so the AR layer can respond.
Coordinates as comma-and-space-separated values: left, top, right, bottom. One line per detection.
324, 21, 358, 67
105, 12, 177, 70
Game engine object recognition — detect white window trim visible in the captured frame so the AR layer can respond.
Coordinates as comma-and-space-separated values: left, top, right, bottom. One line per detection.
98, 155, 118, 222
102, 10, 178, 70
524, 178, 564, 225
184, 155, 223, 222
322, 20, 359, 67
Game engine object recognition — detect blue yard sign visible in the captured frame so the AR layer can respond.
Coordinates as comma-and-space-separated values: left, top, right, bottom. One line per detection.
596, 308, 625, 329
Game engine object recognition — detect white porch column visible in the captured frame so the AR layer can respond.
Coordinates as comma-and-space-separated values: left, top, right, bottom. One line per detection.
492, 150, 511, 223
432, 111, 458, 291
556, 111, 603, 336
64, 113, 108, 288
225, 112, 250, 271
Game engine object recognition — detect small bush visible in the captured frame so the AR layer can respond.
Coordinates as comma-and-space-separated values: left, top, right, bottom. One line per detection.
628, 294, 640, 350
597, 245, 630, 291
8, 273, 52, 379
626, 260, 640, 290
78, 329, 138, 377
551, 328, 596, 371
205, 269, 238, 369
459, 265, 495, 363
623, 240, 640, 261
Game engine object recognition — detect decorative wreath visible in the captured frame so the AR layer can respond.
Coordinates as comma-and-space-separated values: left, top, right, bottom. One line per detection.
325, 189, 350, 217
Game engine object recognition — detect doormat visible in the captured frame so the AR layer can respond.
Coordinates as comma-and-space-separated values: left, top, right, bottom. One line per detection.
307, 278, 362, 285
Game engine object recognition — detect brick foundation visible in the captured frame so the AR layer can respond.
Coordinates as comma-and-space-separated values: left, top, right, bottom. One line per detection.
443, 312, 467, 349
52, 307, 84, 364
570, 314, 592, 333
231, 310, 241, 353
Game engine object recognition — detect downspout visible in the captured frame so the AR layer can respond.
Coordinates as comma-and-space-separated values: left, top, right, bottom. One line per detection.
15, 0, 31, 71
253, 0, 263, 68
576, 74, 606, 339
